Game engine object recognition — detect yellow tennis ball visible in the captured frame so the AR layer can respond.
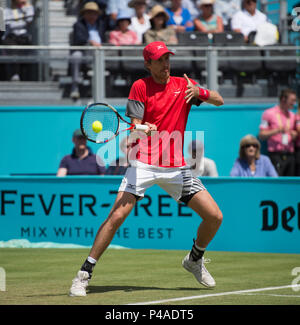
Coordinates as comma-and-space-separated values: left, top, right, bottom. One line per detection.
92, 120, 103, 133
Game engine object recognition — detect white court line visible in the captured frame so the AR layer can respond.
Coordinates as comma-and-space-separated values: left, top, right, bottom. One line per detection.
242, 293, 300, 298
128, 284, 300, 305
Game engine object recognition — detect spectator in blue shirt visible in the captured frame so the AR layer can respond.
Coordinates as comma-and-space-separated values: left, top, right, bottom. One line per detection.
57, 129, 105, 176
230, 134, 278, 177
166, 0, 194, 33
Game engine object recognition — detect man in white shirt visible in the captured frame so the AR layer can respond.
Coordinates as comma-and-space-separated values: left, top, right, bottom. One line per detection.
231, 0, 267, 41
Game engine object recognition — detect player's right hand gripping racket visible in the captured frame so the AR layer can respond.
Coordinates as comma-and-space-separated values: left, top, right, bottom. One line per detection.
80, 102, 148, 143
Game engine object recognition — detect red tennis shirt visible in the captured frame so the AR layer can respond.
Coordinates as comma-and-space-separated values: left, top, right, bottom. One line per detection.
126, 76, 202, 167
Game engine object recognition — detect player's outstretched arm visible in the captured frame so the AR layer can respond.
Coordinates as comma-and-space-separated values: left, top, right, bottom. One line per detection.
206, 90, 224, 107
184, 74, 224, 107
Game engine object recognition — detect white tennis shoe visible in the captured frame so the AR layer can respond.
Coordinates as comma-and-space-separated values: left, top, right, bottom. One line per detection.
69, 270, 90, 297
182, 253, 216, 288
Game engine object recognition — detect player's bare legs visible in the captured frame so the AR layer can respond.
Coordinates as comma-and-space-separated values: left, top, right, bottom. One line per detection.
182, 190, 222, 288
89, 191, 137, 260
69, 191, 136, 296
188, 190, 223, 248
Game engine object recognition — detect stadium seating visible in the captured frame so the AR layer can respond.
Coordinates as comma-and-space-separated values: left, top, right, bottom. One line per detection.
176, 31, 211, 46
120, 46, 147, 82
211, 32, 244, 80
264, 47, 297, 83
190, 33, 211, 78
174, 32, 210, 82
168, 46, 195, 78
0, 1, 299, 103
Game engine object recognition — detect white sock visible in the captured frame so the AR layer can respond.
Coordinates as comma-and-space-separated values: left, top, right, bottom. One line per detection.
194, 243, 206, 252
87, 256, 97, 264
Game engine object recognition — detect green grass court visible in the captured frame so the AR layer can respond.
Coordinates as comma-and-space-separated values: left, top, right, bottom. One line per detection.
0, 248, 299, 305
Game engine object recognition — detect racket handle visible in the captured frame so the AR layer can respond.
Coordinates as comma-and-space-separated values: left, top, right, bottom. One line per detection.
134, 124, 149, 131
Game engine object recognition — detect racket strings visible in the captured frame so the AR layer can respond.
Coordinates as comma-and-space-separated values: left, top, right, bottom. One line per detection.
81, 105, 119, 143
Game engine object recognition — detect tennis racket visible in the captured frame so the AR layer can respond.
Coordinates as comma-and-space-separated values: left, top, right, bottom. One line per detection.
80, 102, 148, 144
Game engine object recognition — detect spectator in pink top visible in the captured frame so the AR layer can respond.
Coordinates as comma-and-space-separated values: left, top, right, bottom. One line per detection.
295, 100, 300, 176
108, 11, 140, 45
259, 89, 297, 176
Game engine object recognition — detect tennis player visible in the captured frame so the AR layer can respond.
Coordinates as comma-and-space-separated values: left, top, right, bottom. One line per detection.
69, 41, 224, 296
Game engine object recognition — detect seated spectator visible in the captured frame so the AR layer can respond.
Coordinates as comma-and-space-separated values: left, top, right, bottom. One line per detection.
258, 89, 298, 176
143, 5, 178, 44
165, 0, 194, 33
69, 1, 109, 99
186, 140, 219, 177
2, 0, 35, 81
128, 0, 151, 43
194, 0, 224, 34
214, 0, 241, 30
106, 0, 135, 29
230, 134, 278, 177
108, 11, 140, 45
57, 129, 105, 176
295, 100, 300, 176
231, 0, 267, 42
105, 137, 130, 175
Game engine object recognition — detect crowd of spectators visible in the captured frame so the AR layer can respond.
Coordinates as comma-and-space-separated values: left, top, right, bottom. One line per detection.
65, 0, 282, 98
66, 0, 278, 48
0, 0, 283, 85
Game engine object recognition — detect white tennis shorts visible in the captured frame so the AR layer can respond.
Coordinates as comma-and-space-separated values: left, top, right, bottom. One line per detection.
118, 160, 206, 203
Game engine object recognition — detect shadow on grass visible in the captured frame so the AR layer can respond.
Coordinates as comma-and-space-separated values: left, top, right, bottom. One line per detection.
25, 286, 211, 298
87, 285, 211, 294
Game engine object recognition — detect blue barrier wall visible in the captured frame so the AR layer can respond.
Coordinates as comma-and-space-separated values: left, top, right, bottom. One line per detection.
0, 176, 299, 253
0, 104, 277, 176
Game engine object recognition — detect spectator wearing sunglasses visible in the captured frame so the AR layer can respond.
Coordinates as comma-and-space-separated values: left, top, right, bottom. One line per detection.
230, 134, 278, 177
194, 0, 224, 34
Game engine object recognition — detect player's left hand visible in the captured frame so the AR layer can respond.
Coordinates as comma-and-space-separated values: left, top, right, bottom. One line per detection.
184, 74, 199, 103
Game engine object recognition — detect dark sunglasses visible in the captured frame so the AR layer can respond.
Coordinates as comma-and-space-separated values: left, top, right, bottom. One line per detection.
243, 143, 258, 149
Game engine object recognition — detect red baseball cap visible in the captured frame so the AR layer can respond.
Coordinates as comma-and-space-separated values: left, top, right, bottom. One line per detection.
143, 41, 174, 61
